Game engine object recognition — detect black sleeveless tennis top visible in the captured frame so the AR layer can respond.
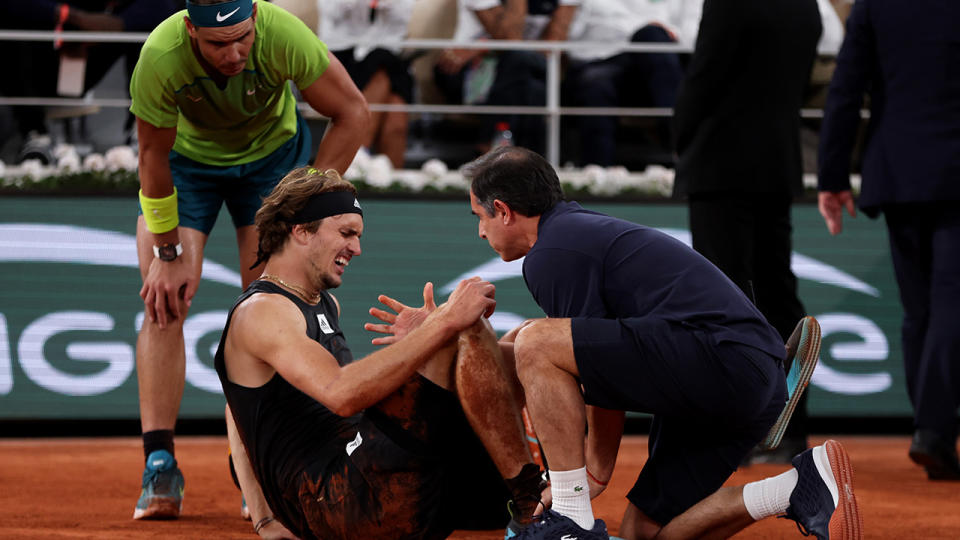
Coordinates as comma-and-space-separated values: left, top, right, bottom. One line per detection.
214, 280, 358, 530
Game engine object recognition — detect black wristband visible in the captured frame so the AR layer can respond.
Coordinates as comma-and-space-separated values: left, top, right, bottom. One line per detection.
253, 516, 275, 534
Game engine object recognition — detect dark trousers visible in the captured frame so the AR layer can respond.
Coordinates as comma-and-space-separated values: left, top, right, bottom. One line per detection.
0, 41, 142, 136
689, 193, 808, 437
434, 50, 546, 154
885, 203, 960, 440
565, 24, 684, 166
0, 0, 176, 136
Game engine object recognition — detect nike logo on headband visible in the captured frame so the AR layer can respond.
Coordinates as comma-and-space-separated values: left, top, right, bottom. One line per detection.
216, 6, 241, 22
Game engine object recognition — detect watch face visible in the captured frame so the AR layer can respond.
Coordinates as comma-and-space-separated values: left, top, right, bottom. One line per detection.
158, 244, 179, 261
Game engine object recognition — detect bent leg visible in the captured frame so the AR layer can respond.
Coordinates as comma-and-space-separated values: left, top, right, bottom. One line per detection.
455, 318, 532, 478
653, 487, 754, 540
568, 58, 623, 166
620, 490, 753, 540
360, 69, 392, 149
513, 318, 585, 471
135, 220, 206, 434
376, 93, 409, 168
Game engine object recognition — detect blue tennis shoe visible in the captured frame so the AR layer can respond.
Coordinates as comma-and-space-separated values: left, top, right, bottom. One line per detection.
133, 449, 184, 520
513, 509, 608, 540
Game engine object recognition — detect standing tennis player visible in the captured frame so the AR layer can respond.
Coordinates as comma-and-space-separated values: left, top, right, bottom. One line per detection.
129, 0, 368, 520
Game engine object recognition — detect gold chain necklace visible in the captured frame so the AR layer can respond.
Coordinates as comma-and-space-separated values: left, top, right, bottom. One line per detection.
260, 274, 322, 303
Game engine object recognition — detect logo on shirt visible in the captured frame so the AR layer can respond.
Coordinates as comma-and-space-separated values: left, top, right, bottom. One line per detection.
317, 314, 334, 334
216, 6, 241, 22
345, 431, 362, 456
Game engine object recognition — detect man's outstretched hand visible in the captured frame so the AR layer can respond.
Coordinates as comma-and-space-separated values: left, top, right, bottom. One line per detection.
365, 282, 438, 345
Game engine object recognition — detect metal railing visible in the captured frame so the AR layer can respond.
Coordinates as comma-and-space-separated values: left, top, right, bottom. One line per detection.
0, 29, 841, 166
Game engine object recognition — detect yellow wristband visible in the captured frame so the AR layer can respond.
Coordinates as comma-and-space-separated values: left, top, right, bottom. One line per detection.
139, 188, 179, 234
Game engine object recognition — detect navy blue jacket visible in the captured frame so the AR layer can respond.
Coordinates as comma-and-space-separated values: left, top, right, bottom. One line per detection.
522, 202, 784, 361
818, 0, 960, 216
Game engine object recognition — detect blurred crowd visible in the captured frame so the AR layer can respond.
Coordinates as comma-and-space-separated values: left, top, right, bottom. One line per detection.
0, 0, 853, 170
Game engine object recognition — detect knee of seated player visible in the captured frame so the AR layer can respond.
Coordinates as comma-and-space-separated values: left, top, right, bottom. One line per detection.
418, 339, 459, 388
455, 319, 501, 369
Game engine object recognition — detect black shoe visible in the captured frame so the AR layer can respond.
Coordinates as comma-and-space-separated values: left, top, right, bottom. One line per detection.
514, 509, 609, 540
908, 429, 960, 481
781, 440, 862, 540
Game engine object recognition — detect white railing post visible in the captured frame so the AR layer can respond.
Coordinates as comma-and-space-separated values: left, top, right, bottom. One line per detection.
546, 46, 561, 167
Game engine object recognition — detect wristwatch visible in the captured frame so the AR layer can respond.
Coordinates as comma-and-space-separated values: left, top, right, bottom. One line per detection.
153, 242, 183, 262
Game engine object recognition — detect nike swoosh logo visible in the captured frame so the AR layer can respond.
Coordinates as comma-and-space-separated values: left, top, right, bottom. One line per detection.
216, 6, 241, 22
187, 95, 202, 102
246, 88, 256, 95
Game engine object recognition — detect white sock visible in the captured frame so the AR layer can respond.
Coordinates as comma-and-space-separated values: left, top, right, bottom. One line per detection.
549, 467, 595, 530
742, 468, 799, 521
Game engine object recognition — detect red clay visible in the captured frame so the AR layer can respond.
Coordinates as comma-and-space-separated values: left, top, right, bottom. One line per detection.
0, 435, 957, 539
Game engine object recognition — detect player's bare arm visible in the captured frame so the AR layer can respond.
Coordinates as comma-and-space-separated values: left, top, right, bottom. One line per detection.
136, 118, 199, 327
227, 278, 496, 417
224, 411, 300, 540
300, 55, 370, 174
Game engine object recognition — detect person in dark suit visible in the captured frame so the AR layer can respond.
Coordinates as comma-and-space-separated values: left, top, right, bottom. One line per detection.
672, 0, 822, 462
818, 0, 960, 481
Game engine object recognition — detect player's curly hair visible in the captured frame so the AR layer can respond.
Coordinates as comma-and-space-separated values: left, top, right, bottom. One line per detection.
251, 167, 358, 268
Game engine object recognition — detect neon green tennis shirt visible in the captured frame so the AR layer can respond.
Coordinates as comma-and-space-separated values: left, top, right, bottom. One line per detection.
130, 1, 329, 166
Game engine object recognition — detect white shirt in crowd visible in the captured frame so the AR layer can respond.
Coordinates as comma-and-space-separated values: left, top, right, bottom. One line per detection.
452, 0, 583, 43
317, 0, 415, 60
567, 0, 846, 63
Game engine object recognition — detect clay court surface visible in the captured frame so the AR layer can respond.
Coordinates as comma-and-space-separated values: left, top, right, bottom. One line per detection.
1, 435, 957, 539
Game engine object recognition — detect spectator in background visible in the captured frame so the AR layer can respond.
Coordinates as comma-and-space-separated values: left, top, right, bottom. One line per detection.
563, 0, 686, 167
0, 1, 178, 163
434, 0, 579, 156
319, 0, 415, 168
818, 0, 960, 481
672, 0, 822, 463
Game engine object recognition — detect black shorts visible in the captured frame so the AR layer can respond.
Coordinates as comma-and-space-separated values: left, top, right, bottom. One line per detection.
572, 316, 786, 525
333, 47, 414, 103
294, 375, 509, 539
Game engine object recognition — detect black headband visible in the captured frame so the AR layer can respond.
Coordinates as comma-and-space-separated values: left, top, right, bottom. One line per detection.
285, 191, 363, 224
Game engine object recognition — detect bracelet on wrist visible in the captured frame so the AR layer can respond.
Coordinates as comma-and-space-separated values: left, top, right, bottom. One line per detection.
586, 468, 608, 486
253, 516, 275, 534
